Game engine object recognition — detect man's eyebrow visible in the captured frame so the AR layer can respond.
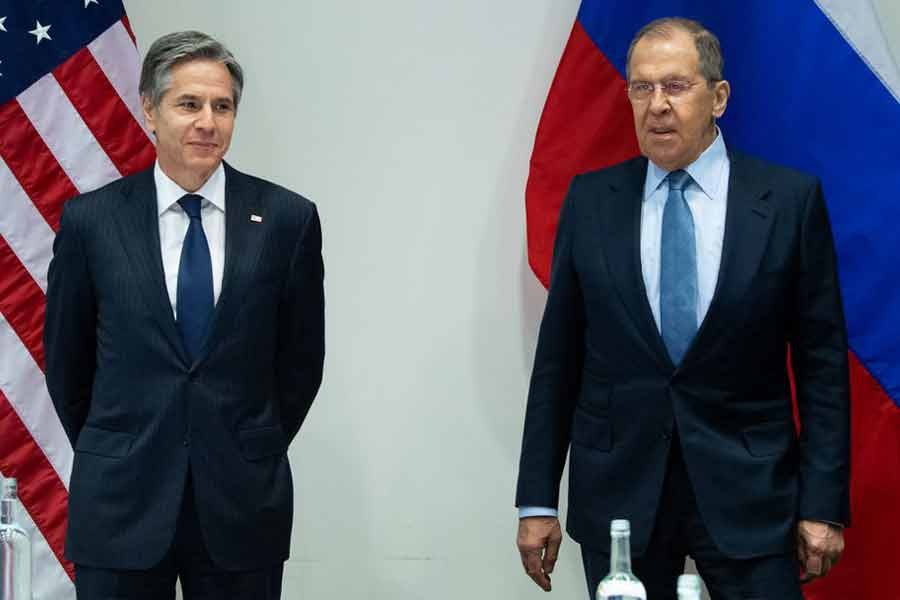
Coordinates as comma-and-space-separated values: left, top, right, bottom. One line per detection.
171, 93, 234, 105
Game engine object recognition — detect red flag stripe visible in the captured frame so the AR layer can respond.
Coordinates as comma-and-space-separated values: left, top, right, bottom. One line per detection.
0, 158, 57, 293
525, 21, 639, 287
804, 353, 900, 599
0, 389, 73, 580
88, 20, 153, 142
0, 316, 72, 489
16, 73, 124, 195
0, 101, 79, 232
0, 236, 46, 370
121, 14, 137, 46
53, 48, 156, 178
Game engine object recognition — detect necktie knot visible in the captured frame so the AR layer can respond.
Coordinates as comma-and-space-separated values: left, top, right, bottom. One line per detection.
667, 169, 692, 192
178, 194, 204, 220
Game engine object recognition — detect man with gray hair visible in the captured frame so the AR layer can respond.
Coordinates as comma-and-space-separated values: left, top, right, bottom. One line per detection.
515, 17, 849, 599
44, 30, 324, 599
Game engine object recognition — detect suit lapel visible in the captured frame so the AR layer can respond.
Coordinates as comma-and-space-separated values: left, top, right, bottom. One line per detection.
193, 163, 268, 366
597, 151, 775, 369
597, 158, 672, 370
111, 168, 189, 364
684, 151, 774, 363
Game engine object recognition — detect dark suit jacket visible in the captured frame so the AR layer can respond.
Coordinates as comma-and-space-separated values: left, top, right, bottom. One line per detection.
516, 150, 850, 559
44, 163, 325, 570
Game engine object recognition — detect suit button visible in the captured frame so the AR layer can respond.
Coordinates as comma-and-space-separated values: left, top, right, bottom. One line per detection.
660, 431, 672, 440
183, 438, 190, 447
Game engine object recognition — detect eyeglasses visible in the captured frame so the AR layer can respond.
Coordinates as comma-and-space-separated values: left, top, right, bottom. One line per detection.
626, 79, 710, 101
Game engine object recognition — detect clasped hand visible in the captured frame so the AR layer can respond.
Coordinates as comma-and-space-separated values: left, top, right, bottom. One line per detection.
797, 519, 844, 583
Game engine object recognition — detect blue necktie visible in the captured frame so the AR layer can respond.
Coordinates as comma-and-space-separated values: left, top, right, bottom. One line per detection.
176, 194, 213, 362
660, 170, 697, 365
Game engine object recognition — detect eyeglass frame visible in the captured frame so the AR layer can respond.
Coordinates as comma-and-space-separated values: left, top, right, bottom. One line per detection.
625, 78, 722, 102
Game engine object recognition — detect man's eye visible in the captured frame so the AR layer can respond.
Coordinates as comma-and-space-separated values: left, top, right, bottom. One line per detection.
664, 81, 690, 94
180, 101, 198, 110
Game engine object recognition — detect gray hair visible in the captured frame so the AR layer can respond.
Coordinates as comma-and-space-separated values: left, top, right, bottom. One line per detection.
139, 31, 244, 110
625, 17, 724, 84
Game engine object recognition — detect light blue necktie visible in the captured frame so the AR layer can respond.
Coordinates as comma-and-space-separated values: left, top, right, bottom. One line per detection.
660, 170, 697, 365
176, 194, 214, 362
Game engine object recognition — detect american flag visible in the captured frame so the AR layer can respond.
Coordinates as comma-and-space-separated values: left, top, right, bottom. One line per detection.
0, 1, 153, 598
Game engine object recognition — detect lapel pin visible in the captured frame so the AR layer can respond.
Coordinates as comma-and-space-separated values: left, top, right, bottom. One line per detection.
250, 214, 263, 223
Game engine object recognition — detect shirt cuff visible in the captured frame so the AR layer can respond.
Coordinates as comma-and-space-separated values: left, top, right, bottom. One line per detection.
518, 506, 559, 519
819, 519, 845, 529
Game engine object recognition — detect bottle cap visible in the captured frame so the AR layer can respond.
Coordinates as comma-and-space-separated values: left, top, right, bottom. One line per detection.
677, 574, 702, 592
610, 519, 630, 534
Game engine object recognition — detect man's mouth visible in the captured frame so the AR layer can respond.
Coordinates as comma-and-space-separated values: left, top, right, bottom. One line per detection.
188, 141, 218, 150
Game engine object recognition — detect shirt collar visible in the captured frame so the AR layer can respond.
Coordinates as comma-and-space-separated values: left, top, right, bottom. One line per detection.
154, 161, 226, 216
644, 127, 728, 199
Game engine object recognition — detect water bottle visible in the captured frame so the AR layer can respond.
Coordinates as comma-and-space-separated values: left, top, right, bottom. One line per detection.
0, 478, 31, 600
596, 519, 647, 600
677, 573, 703, 600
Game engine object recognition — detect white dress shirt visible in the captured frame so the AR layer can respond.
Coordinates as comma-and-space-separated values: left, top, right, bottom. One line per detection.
519, 131, 731, 520
155, 161, 227, 319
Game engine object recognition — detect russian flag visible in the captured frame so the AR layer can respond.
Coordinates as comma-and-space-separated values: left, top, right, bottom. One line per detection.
525, 2, 900, 598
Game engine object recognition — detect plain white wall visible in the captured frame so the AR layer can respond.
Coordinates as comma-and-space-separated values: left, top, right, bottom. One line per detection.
120, 2, 900, 599
123, 1, 584, 598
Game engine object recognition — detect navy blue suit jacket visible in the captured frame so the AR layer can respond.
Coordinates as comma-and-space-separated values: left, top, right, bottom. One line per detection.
44, 163, 325, 570
516, 151, 850, 559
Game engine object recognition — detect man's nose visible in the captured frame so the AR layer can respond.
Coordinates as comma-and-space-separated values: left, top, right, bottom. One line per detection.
194, 104, 215, 129
648, 87, 671, 114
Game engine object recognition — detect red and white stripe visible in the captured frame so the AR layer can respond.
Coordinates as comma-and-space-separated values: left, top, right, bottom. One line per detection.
0, 16, 155, 600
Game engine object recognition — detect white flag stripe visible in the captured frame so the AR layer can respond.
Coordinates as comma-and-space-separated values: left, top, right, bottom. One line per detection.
17, 73, 121, 194
89, 20, 154, 141
0, 473, 75, 600
0, 158, 55, 292
816, 0, 900, 102
0, 314, 73, 489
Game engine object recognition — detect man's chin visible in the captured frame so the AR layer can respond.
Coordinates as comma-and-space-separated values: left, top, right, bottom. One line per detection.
186, 155, 224, 172
643, 147, 689, 171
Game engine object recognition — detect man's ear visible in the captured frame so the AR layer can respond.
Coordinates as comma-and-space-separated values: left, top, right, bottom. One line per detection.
712, 79, 730, 119
141, 96, 156, 134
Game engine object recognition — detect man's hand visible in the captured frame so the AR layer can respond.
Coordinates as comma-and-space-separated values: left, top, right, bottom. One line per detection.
517, 516, 563, 591
796, 519, 844, 582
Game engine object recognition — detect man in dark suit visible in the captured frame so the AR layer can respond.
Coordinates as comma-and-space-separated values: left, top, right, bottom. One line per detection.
515, 17, 849, 599
44, 31, 324, 599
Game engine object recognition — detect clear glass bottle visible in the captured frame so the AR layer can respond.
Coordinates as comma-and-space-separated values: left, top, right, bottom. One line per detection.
596, 519, 647, 600
677, 573, 703, 600
1, 478, 31, 600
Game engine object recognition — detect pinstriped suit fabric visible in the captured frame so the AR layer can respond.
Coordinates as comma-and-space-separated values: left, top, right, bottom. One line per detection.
44, 163, 325, 571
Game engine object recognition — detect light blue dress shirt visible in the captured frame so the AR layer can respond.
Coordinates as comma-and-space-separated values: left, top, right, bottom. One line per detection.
519, 131, 730, 520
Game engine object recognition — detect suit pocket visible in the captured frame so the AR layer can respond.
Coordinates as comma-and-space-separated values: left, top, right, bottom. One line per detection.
238, 425, 286, 461
571, 407, 611, 451
742, 421, 794, 457
75, 425, 135, 458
